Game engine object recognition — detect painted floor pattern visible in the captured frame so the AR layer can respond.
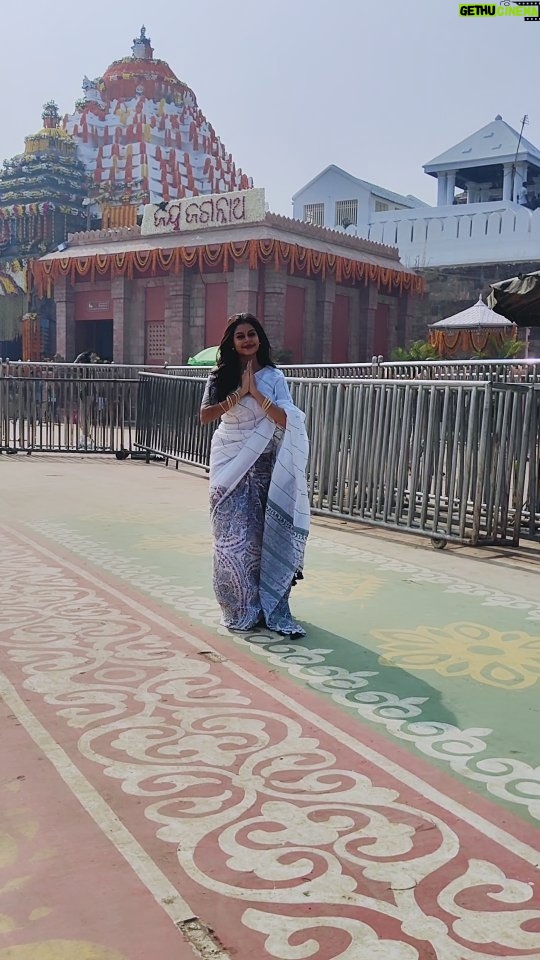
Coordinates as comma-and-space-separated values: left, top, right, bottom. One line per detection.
26, 515, 540, 829
0, 688, 194, 960
1, 455, 540, 959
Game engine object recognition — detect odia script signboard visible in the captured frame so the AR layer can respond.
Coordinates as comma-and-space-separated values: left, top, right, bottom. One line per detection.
141, 188, 266, 236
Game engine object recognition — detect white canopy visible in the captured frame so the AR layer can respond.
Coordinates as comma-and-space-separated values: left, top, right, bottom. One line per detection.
430, 296, 515, 330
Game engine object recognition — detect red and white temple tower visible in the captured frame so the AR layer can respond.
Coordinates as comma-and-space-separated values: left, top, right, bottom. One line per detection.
64, 27, 252, 227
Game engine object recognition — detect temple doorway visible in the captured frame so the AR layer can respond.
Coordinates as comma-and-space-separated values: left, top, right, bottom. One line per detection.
74, 320, 113, 361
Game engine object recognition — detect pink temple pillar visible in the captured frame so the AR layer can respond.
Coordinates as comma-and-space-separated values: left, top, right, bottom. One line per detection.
54, 276, 75, 361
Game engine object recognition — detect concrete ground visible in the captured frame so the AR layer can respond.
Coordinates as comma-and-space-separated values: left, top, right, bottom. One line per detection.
1, 452, 540, 960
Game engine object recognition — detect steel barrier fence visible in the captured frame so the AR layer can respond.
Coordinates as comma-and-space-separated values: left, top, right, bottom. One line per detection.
280, 359, 540, 382
0, 375, 138, 454
140, 358, 540, 381
4, 358, 540, 383
0, 360, 175, 381
0, 361, 194, 454
3, 365, 538, 545
135, 372, 213, 468
135, 373, 540, 546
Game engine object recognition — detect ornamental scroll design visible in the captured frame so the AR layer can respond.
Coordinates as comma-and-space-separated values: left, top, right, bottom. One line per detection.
24, 521, 540, 824
1, 531, 540, 960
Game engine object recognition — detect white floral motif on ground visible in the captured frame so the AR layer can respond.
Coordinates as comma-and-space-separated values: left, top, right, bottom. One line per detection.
1, 530, 540, 959
24, 521, 540, 822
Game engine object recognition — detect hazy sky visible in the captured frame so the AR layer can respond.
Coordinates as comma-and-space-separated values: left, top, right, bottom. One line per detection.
2, 0, 538, 214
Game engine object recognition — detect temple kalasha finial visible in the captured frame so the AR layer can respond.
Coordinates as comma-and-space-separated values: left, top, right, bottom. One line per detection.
132, 25, 152, 59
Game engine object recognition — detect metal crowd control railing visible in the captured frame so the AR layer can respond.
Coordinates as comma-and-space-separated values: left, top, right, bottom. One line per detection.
0, 374, 138, 454
377, 359, 540, 383
134, 373, 540, 546
4, 357, 540, 384
280, 358, 540, 382
140, 357, 540, 382
135, 372, 213, 468
295, 378, 539, 544
0, 360, 177, 381
0, 361, 192, 455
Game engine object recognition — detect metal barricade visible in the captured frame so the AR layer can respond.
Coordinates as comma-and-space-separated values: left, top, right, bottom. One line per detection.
0, 375, 137, 454
291, 378, 539, 545
4, 363, 537, 544
134, 372, 540, 546
0, 360, 180, 381
376, 359, 540, 383
135, 372, 213, 468
4, 358, 540, 384
280, 362, 377, 379
281, 359, 540, 382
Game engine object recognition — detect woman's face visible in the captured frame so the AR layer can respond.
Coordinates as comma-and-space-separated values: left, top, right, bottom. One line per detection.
233, 322, 260, 359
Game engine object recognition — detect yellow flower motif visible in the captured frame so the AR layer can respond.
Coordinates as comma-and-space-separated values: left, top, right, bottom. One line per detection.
373, 622, 540, 689
138, 533, 211, 555
297, 571, 383, 603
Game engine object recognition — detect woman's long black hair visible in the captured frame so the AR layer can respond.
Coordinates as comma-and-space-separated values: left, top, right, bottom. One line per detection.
209, 313, 275, 402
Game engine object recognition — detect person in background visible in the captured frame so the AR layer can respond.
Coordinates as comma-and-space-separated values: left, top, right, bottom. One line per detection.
74, 350, 101, 363
200, 313, 310, 637
518, 182, 529, 207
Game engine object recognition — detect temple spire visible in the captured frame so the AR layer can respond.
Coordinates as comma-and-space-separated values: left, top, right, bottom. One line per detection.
132, 25, 153, 60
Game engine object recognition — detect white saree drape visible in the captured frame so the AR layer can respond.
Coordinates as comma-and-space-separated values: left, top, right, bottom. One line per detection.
205, 367, 310, 632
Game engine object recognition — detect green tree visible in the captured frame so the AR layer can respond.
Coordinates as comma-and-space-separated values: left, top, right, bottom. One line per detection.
391, 340, 439, 361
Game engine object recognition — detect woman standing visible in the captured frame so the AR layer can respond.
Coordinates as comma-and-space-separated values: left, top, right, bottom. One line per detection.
200, 313, 310, 636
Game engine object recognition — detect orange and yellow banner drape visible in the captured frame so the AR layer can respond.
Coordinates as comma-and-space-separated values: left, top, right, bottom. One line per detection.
429, 326, 516, 358
21, 312, 41, 361
30, 239, 425, 299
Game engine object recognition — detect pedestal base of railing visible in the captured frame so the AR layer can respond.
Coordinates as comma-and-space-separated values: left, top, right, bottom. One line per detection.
431, 537, 447, 550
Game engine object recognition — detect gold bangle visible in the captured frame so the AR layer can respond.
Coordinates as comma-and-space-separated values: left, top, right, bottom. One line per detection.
219, 401, 227, 413
262, 396, 272, 412
226, 389, 240, 411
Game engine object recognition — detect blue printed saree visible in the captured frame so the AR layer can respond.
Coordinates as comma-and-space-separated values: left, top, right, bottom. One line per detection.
204, 367, 310, 635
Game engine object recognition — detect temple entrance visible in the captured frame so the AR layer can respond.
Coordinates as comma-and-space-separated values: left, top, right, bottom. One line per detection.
373, 304, 390, 358
74, 320, 113, 362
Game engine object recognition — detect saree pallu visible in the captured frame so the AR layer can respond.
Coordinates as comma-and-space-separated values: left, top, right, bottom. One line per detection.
208, 372, 310, 634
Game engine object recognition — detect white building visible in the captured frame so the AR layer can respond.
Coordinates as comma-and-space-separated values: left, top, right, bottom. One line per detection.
292, 164, 427, 231
424, 115, 540, 206
292, 117, 540, 268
